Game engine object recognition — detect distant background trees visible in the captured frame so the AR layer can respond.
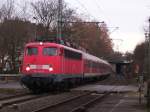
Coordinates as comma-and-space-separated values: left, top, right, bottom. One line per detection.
63, 21, 113, 58
133, 43, 145, 72
132, 18, 150, 74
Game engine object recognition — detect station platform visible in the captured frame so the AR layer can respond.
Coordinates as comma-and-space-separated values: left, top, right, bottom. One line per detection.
72, 84, 146, 112
88, 92, 146, 112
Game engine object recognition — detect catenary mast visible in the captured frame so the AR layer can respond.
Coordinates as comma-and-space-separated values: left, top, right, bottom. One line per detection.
57, 0, 63, 44
145, 18, 150, 107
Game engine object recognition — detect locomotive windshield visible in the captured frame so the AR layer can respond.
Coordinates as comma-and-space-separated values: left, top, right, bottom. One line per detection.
43, 47, 57, 56
26, 47, 38, 55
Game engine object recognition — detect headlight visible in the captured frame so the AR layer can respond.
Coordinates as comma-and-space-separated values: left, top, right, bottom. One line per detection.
26, 66, 30, 71
49, 67, 53, 71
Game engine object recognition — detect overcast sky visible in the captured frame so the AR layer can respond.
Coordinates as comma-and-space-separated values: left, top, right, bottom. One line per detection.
65, 0, 150, 53
1, 0, 150, 53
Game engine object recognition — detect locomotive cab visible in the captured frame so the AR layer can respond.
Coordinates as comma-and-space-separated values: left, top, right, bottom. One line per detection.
22, 42, 62, 75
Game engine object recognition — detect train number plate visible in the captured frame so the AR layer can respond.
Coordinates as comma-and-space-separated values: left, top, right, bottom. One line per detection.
30, 65, 49, 70
36, 65, 42, 69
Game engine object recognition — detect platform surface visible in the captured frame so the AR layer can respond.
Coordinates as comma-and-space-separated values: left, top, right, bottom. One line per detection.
72, 84, 147, 112
72, 84, 138, 93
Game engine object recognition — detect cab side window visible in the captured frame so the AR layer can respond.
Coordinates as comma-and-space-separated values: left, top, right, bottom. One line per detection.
43, 47, 57, 56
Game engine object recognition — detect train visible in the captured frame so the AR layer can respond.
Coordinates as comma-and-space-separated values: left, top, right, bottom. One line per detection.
21, 41, 113, 93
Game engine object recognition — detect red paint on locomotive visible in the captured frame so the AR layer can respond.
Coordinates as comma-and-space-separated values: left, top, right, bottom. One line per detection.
22, 42, 84, 76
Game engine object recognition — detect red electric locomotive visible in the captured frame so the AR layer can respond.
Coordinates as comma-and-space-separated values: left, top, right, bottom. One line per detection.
21, 42, 112, 93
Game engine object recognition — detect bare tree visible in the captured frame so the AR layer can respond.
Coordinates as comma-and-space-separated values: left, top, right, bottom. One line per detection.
0, 0, 35, 73
0, 18, 35, 72
15, 1, 31, 21
31, 0, 76, 37
64, 21, 113, 58
0, 0, 15, 72
31, 0, 58, 30
0, 0, 15, 21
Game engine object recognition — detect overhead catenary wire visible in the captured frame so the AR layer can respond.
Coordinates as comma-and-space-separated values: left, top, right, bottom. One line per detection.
94, 0, 107, 19
75, 0, 96, 20
74, 0, 117, 30
94, 0, 103, 12
94, 0, 120, 33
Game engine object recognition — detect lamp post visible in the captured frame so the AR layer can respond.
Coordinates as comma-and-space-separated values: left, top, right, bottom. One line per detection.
145, 17, 150, 107
33, 17, 39, 39
148, 18, 150, 104
148, 18, 150, 80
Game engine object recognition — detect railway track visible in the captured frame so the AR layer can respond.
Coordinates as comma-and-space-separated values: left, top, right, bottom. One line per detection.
31, 92, 110, 112
0, 77, 122, 112
0, 91, 90, 112
0, 93, 49, 109
70, 92, 110, 112
0, 92, 30, 101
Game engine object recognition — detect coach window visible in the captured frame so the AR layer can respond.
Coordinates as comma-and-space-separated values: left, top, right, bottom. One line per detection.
26, 47, 38, 55
43, 47, 57, 56
64, 49, 82, 60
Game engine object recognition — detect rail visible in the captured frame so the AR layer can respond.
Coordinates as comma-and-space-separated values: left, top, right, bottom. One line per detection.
32, 92, 92, 112
70, 92, 110, 112
31, 92, 110, 112
0, 94, 49, 109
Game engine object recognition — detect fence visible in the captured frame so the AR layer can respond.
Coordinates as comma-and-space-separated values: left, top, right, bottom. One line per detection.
0, 74, 22, 83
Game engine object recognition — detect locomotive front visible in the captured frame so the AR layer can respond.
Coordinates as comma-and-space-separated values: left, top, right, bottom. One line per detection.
21, 42, 63, 92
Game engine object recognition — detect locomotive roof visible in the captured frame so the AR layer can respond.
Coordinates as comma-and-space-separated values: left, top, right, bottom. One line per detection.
25, 42, 110, 65
25, 42, 60, 47
26, 42, 82, 53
